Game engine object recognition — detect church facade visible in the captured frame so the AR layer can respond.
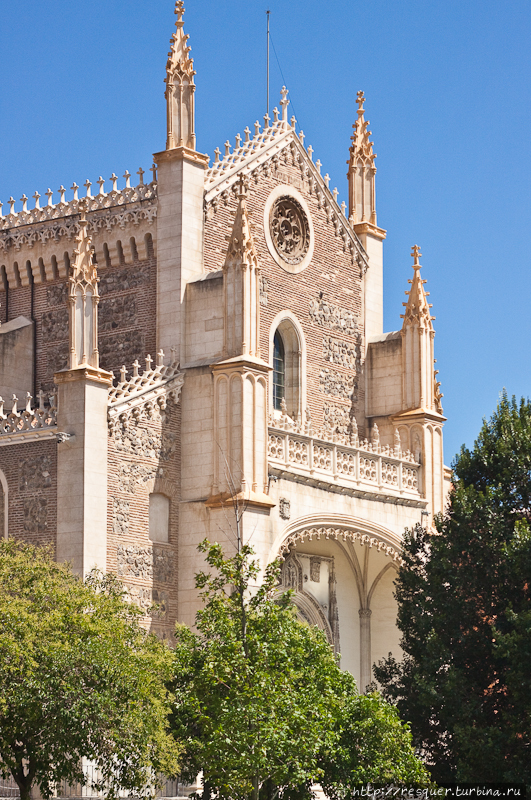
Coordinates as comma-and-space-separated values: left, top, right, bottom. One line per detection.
0, 2, 450, 689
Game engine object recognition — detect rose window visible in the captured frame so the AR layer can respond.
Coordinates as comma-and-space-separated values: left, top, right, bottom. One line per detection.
269, 196, 310, 265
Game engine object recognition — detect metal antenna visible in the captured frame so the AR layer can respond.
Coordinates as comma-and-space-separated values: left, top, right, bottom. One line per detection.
266, 9, 270, 117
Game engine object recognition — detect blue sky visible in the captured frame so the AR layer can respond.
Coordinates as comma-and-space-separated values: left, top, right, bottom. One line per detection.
1, 0, 530, 463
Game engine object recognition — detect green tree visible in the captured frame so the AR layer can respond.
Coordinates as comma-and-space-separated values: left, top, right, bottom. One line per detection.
0, 539, 180, 800
375, 393, 531, 782
170, 540, 429, 800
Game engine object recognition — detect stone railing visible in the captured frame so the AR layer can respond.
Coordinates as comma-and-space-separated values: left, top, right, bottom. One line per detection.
268, 421, 420, 500
0, 391, 58, 445
108, 351, 185, 431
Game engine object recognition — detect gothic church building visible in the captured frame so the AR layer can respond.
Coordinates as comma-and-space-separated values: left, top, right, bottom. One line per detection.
0, 2, 450, 689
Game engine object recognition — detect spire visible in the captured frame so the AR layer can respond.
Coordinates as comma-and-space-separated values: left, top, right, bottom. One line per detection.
224, 178, 259, 271
165, 1, 196, 150
347, 91, 377, 224
400, 246, 441, 413
223, 178, 261, 358
400, 246, 434, 331
68, 202, 100, 369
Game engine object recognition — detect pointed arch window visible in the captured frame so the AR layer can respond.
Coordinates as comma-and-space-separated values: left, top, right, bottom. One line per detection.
273, 331, 285, 411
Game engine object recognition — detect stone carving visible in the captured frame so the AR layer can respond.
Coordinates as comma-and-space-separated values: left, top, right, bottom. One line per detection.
124, 584, 169, 618
309, 297, 357, 335
41, 308, 69, 343
19, 454, 52, 491
323, 404, 350, 437
371, 424, 380, 448
322, 336, 358, 370
99, 264, 150, 295
112, 497, 130, 536
288, 438, 309, 466
47, 283, 68, 307
114, 423, 176, 462
310, 556, 321, 582
116, 545, 173, 583
279, 497, 291, 520
23, 497, 47, 534
279, 527, 406, 567
319, 368, 355, 400
270, 196, 310, 265
99, 296, 137, 332
259, 275, 269, 306
117, 462, 158, 494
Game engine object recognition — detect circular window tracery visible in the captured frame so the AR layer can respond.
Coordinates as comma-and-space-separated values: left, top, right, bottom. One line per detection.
269, 196, 310, 266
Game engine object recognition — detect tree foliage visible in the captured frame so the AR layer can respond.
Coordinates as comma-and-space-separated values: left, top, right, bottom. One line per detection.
170, 540, 429, 800
375, 393, 531, 782
0, 540, 180, 800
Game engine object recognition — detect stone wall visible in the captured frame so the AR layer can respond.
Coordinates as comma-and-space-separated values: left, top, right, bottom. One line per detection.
107, 398, 181, 641
0, 440, 57, 549
204, 150, 366, 437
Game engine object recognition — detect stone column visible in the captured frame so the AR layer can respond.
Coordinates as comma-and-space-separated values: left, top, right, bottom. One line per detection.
359, 607, 372, 692
55, 366, 113, 577
153, 147, 209, 362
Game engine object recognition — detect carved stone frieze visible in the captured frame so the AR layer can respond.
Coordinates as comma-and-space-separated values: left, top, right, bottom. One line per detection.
112, 497, 130, 536
19, 454, 52, 491
319, 368, 355, 400
322, 335, 359, 370
323, 403, 350, 437
114, 420, 176, 462
23, 497, 47, 534
124, 584, 169, 618
117, 462, 159, 494
116, 544, 173, 583
309, 297, 358, 335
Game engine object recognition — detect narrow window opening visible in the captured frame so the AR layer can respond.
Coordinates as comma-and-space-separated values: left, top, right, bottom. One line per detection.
273, 331, 285, 411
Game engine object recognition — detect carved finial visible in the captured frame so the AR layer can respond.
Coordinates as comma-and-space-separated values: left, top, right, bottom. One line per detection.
137, 167, 145, 185
273, 107, 279, 123
214, 147, 221, 163
315, 159, 322, 174
123, 170, 131, 188
68, 198, 100, 369
120, 365, 127, 383
333, 187, 339, 203
25, 392, 32, 412
166, 0, 196, 150
224, 140, 231, 156
290, 115, 297, 129
45, 189, 54, 207
132, 360, 140, 377
411, 244, 422, 270
348, 89, 377, 222
156, 349, 164, 367
324, 173, 330, 188
254, 120, 261, 136
151, 163, 157, 183
244, 126, 251, 143
8, 197, 15, 215
307, 145, 313, 161
280, 86, 289, 123
145, 354, 153, 372
263, 113, 270, 129
84, 180, 92, 198
97, 177, 105, 196
70, 183, 79, 201
110, 173, 118, 192
11, 395, 18, 415
58, 186, 66, 204
38, 389, 45, 410
299, 130, 305, 145
33, 191, 41, 210
20, 194, 28, 213
341, 200, 347, 216
235, 133, 242, 149
280, 397, 288, 416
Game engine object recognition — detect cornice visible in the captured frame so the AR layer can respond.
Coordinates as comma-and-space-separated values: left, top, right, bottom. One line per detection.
154, 147, 209, 167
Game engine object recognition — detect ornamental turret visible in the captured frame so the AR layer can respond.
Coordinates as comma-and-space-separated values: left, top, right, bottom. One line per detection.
68, 203, 100, 369
165, 1, 196, 151
347, 91, 377, 226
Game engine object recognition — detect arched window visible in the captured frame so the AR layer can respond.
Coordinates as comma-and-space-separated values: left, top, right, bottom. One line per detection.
273, 331, 285, 411
270, 316, 304, 419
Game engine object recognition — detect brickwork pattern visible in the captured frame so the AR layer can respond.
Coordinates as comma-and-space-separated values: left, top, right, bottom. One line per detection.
0, 440, 57, 549
107, 400, 181, 641
204, 151, 366, 436
0, 256, 157, 394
